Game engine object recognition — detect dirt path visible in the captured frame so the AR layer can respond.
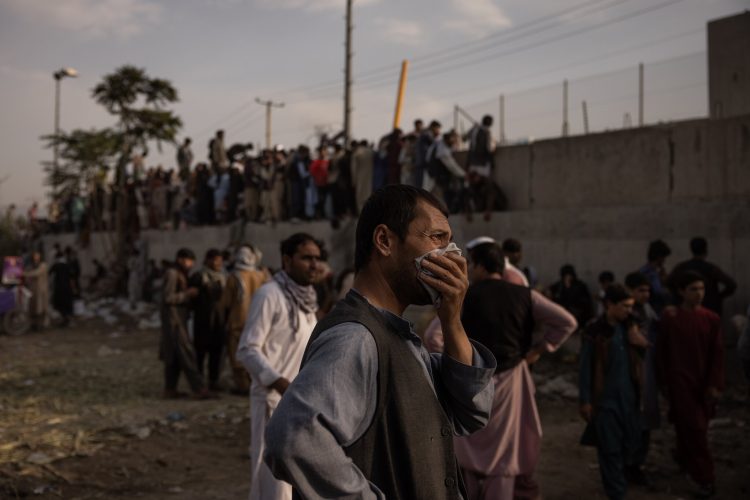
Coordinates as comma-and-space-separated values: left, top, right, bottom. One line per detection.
1, 315, 748, 499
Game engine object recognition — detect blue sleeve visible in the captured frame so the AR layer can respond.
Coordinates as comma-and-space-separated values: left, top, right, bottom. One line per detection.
579, 334, 593, 405
431, 341, 496, 436
263, 323, 384, 500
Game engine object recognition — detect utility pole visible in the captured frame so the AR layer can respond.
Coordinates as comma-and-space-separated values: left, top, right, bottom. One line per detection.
344, 0, 353, 147
255, 97, 284, 150
582, 100, 589, 134
562, 79, 569, 137
498, 94, 506, 145
638, 62, 644, 127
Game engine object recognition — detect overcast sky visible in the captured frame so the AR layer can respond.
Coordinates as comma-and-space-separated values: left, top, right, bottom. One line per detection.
0, 0, 746, 209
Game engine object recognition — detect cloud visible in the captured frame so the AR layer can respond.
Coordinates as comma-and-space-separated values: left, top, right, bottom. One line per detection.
255, 0, 380, 12
445, 0, 511, 37
4, 0, 162, 39
375, 18, 424, 46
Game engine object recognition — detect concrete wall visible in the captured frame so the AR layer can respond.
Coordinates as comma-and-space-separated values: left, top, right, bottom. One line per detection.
709, 11, 750, 119
487, 114, 750, 210
43, 115, 750, 322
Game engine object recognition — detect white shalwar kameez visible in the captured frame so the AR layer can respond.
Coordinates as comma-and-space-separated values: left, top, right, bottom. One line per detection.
237, 280, 317, 500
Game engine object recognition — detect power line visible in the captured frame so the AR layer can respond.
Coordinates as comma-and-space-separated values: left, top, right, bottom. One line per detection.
348, 0, 688, 94
280, 0, 623, 98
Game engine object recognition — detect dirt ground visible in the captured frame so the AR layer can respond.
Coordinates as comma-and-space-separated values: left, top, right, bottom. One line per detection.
1, 310, 748, 500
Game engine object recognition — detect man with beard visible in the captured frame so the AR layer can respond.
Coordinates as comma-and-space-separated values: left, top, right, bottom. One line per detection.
236, 233, 321, 500
190, 249, 227, 392
264, 185, 496, 499
160, 248, 210, 399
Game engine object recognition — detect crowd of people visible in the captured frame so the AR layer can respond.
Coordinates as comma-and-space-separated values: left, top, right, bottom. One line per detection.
150, 186, 740, 500
10, 184, 746, 500
38, 116, 507, 243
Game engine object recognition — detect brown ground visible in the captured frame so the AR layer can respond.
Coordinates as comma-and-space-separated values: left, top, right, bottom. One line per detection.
1, 313, 748, 499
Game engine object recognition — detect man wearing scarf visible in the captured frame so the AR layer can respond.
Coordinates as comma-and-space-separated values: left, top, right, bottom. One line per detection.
222, 245, 268, 395
237, 233, 321, 500
189, 248, 228, 392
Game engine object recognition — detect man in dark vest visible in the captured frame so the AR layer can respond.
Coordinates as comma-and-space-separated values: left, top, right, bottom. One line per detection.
264, 184, 496, 499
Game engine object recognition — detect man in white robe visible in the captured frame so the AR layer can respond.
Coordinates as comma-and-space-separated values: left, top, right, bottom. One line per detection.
236, 233, 321, 500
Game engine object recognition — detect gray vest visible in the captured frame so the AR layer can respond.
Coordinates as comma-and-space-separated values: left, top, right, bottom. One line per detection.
300, 291, 463, 500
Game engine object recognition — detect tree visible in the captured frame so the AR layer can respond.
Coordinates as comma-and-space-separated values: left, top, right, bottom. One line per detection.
42, 128, 119, 200
91, 65, 182, 259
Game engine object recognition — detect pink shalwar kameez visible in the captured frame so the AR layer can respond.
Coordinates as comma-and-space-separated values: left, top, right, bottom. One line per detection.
424, 290, 576, 500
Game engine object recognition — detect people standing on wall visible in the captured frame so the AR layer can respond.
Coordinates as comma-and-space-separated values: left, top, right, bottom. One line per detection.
548, 264, 594, 329
424, 241, 577, 500
236, 233, 321, 500
287, 145, 312, 222
658, 271, 724, 498
210, 129, 229, 171
465, 115, 497, 222
413, 119, 439, 189
667, 237, 737, 316
176, 137, 193, 182
624, 271, 660, 486
385, 127, 403, 185
190, 249, 228, 393
639, 239, 672, 314
579, 285, 649, 500
309, 146, 330, 219
244, 153, 262, 222
160, 248, 210, 399
351, 140, 374, 214
221, 245, 268, 395
424, 130, 466, 212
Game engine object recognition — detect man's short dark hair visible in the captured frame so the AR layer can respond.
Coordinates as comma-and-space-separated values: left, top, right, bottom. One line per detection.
469, 242, 505, 275
676, 270, 704, 290
481, 115, 493, 127
604, 284, 632, 305
176, 248, 195, 260
690, 237, 708, 256
647, 239, 671, 261
355, 185, 448, 272
429, 120, 441, 129
625, 271, 649, 289
598, 271, 615, 284
281, 233, 319, 259
501, 238, 521, 254
205, 248, 221, 262
414, 119, 423, 128
560, 264, 576, 279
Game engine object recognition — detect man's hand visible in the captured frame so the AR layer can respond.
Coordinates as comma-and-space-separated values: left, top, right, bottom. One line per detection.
419, 252, 469, 326
185, 287, 199, 299
419, 252, 472, 365
580, 404, 593, 423
627, 325, 650, 348
525, 346, 543, 366
270, 377, 290, 395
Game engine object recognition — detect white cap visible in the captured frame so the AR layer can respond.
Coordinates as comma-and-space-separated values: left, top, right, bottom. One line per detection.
465, 236, 495, 250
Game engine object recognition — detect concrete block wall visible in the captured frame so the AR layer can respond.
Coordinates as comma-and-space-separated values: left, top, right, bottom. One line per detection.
485, 114, 750, 209
43, 115, 750, 322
